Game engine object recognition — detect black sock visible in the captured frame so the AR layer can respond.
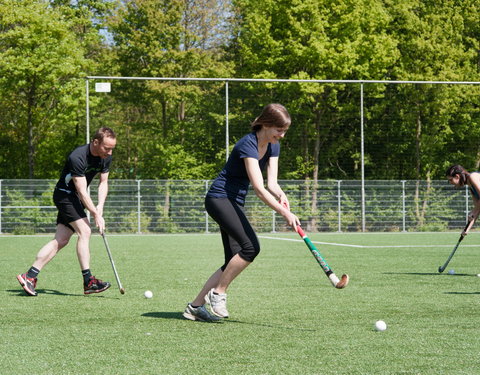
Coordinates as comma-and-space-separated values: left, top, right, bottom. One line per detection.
27, 266, 40, 279
82, 269, 92, 285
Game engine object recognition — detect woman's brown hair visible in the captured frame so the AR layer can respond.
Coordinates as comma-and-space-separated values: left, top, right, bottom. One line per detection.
446, 165, 469, 186
251, 104, 291, 131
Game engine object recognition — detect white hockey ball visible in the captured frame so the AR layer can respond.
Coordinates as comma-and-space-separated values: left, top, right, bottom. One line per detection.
144, 290, 153, 299
374, 320, 387, 332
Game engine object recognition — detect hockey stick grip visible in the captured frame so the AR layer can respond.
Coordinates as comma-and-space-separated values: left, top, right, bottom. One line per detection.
461, 219, 474, 239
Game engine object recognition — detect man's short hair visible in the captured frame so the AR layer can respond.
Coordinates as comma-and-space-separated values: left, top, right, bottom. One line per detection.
93, 127, 116, 142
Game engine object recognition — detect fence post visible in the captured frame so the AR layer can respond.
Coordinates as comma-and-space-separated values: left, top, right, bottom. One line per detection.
360, 83, 366, 232
402, 180, 406, 232
137, 180, 141, 234
272, 210, 276, 233
337, 180, 342, 232
0, 179, 2, 234
205, 180, 209, 233
86, 79, 90, 143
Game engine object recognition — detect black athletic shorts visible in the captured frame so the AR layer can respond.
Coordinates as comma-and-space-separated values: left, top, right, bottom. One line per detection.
53, 188, 86, 232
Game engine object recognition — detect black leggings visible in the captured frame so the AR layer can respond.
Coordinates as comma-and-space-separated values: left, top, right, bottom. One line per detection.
205, 196, 260, 270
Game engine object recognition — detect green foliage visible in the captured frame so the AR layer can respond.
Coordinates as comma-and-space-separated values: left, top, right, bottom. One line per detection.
108, 210, 152, 233
1, 0, 480, 183
0, 178, 469, 234
0, 0, 94, 178
4, 183, 56, 234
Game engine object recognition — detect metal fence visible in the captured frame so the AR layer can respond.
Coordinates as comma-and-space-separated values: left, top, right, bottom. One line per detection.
85, 77, 480, 233
0, 179, 470, 235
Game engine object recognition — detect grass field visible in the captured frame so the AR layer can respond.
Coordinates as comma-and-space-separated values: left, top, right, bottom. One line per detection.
2, 231, 480, 374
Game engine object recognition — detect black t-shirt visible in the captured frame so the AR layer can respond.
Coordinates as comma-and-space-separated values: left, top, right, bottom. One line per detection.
55, 144, 112, 193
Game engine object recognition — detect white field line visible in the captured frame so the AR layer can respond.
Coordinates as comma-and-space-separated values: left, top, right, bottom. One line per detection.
258, 235, 478, 248
0, 233, 219, 238
1, 233, 477, 249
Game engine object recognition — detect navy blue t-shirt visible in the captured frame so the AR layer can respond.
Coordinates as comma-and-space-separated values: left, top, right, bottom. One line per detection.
207, 132, 280, 205
470, 172, 480, 200
55, 144, 112, 194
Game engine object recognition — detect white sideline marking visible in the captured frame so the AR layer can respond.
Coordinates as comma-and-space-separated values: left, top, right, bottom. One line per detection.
258, 235, 478, 248
1, 233, 477, 249
259, 236, 364, 248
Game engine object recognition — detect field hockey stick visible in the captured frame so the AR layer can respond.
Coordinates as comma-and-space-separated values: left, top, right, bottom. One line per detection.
279, 200, 348, 288
101, 232, 125, 294
438, 220, 473, 273
296, 226, 349, 289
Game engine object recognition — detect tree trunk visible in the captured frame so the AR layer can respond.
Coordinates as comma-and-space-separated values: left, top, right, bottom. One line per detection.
309, 108, 321, 232
475, 145, 480, 170
161, 97, 168, 138
164, 180, 170, 218
420, 172, 431, 224
414, 107, 423, 227
178, 101, 186, 144
302, 118, 310, 225
27, 78, 36, 179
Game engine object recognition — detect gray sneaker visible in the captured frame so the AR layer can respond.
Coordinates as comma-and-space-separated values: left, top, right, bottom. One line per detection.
205, 289, 229, 318
183, 303, 221, 322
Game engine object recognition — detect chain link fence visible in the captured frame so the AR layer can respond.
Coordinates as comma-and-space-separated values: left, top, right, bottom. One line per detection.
0, 179, 469, 235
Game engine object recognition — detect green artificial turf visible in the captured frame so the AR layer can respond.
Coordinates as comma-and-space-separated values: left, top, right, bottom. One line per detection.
2, 232, 480, 374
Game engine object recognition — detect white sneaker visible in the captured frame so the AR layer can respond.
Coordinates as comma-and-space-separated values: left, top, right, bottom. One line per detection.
183, 303, 221, 322
205, 289, 229, 318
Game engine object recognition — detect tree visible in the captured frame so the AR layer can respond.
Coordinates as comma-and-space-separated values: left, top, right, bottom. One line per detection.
104, 0, 233, 178
368, 0, 480, 227
229, 0, 398, 229
0, 0, 89, 178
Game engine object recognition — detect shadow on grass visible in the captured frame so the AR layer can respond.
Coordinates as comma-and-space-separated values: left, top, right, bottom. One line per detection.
142, 311, 185, 320
141, 311, 222, 324
7, 288, 111, 297
444, 291, 480, 295
224, 319, 317, 332
141, 312, 317, 331
383, 272, 474, 277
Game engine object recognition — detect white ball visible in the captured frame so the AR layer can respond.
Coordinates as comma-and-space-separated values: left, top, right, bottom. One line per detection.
476, 274, 480, 278
448, 269, 455, 275
144, 290, 153, 299
374, 320, 387, 332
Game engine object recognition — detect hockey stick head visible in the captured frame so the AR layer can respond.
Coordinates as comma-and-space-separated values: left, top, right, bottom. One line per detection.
335, 274, 349, 289
330, 273, 349, 288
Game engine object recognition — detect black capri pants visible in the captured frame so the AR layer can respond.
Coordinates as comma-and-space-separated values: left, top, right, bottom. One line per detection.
205, 196, 260, 270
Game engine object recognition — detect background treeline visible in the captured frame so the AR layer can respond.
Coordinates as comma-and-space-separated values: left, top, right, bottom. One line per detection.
1, 0, 480, 182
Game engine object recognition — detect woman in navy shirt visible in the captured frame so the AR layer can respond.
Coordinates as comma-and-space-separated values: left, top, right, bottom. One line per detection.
184, 104, 301, 322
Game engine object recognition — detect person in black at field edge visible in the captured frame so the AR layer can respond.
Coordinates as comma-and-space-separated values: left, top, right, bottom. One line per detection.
17, 127, 117, 296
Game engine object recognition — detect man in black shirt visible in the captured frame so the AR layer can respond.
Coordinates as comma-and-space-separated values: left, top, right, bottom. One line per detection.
17, 127, 117, 296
